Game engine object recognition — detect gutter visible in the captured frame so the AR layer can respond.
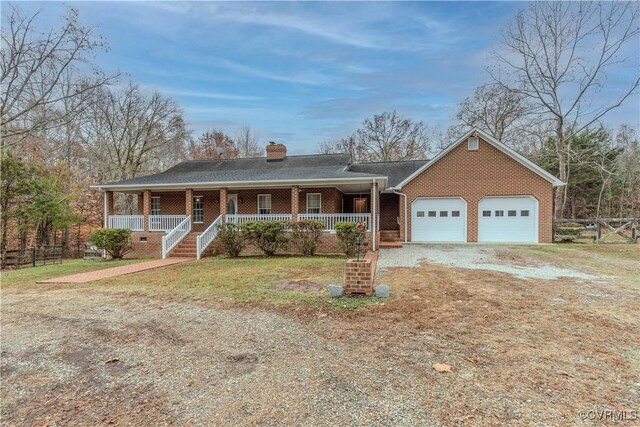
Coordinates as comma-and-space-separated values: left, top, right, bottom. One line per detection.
393, 189, 408, 243
91, 176, 388, 192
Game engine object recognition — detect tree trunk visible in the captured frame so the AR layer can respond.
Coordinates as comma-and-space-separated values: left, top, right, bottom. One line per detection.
554, 118, 567, 219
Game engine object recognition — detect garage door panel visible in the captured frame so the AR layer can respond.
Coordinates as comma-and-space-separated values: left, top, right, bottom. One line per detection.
478, 196, 537, 243
412, 198, 466, 242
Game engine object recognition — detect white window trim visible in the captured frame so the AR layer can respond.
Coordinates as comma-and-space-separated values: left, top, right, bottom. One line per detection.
257, 194, 272, 214
306, 193, 322, 214
193, 195, 204, 223
151, 196, 161, 216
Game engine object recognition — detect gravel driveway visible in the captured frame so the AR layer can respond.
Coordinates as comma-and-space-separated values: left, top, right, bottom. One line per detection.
377, 244, 603, 281
1, 287, 429, 426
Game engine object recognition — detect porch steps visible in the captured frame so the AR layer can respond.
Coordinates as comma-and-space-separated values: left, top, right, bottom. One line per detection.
379, 230, 402, 249
168, 232, 200, 258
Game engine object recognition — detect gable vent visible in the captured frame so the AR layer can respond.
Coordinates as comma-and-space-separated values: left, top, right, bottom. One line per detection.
468, 136, 479, 151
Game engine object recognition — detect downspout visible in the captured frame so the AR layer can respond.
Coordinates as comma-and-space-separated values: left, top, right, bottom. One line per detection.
393, 189, 408, 243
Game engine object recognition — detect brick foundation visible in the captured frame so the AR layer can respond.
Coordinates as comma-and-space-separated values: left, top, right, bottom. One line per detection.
344, 251, 378, 296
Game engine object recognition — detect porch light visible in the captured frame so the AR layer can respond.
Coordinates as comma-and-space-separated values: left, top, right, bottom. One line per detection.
238, 197, 244, 204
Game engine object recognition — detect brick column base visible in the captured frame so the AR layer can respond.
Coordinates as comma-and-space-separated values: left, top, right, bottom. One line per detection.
344, 251, 378, 296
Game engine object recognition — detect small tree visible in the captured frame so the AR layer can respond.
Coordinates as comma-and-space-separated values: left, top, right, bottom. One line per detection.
288, 220, 324, 256
90, 228, 132, 259
335, 221, 367, 258
216, 222, 247, 257
242, 221, 287, 257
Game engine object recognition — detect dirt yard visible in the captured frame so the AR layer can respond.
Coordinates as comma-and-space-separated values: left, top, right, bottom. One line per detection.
1, 245, 639, 426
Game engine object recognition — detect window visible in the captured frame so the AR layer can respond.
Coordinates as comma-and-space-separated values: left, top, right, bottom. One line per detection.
151, 197, 161, 216
353, 198, 367, 213
258, 194, 271, 214
417, 211, 425, 217
508, 210, 517, 217
306, 193, 321, 214
468, 136, 479, 150
495, 210, 504, 217
483, 210, 491, 217
193, 196, 203, 223
452, 210, 460, 217
521, 210, 530, 217
428, 211, 437, 217
439, 211, 448, 217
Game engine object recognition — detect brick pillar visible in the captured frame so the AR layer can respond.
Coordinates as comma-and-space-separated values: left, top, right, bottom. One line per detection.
219, 188, 228, 220
143, 190, 151, 232
291, 186, 299, 221
344, 251, 377, 296
137, 193, 144, 215
104, 191, 114, 228
185, 189, 193, 217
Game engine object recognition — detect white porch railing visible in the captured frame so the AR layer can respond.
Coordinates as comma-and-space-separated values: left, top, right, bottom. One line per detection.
162, 215, 191, 259
226, 214, 293, 224
107, 215, 144, 231
298, 213, 371, 231
149, 215, 187, 232
197, 215, 222, 260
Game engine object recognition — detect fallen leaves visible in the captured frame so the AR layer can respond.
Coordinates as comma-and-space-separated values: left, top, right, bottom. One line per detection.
433, 363, 452, 373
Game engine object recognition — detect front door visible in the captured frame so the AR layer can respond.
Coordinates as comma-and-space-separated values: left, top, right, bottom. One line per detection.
227, 194, 238, 215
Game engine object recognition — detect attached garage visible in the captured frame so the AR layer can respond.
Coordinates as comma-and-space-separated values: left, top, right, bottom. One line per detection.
411, 197, 467, 242
478, 196, 538, 243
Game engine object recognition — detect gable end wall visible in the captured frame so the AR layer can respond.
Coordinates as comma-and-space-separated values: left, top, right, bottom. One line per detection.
399, 137, 554, 243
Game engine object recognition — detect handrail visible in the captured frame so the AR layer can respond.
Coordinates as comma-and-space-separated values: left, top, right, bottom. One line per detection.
227, 214, 292, 224
149, 215, 187, 231
298, 213, 371, 231
162, 215, 191, 259
196, 215, 222, 260
107, 215, 144, 231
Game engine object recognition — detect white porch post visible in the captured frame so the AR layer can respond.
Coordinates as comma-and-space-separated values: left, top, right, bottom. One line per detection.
371, 180, 378, 250
103, 191, 108, 228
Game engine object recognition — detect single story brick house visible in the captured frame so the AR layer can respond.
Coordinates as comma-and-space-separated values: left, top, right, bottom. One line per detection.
93, 128, 564, 259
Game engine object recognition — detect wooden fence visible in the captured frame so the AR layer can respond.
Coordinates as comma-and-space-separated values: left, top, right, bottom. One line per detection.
1, 246, 64, 269
554, 218, 638, 244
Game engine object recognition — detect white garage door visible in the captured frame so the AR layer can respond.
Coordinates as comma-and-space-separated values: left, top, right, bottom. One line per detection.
412, 198, 467, 242
478, 196, 538, 243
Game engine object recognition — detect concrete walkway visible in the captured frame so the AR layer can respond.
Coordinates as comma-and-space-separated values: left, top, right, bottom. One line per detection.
37, 258, 192, 284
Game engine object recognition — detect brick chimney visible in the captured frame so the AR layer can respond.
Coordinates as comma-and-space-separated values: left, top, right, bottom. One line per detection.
266, 141, 287, 162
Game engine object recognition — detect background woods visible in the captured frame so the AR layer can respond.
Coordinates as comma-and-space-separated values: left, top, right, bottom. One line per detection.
1, 3, 638, 260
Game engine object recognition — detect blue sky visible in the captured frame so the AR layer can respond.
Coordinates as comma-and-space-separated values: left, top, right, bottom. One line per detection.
16, 1, 640, 154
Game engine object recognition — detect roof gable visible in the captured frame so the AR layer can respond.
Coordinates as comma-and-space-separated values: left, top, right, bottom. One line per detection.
395, 128, 565, 189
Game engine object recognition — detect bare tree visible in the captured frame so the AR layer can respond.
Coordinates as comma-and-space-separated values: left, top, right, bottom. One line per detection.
187, 130, 239, 160
235, 125, 262, 157
81, 83, 187, 207
318, 134, 360, 162
490, 1, 640, 218
355, 111, 430, 161
0, 5, 117, 144
456, 83, 533, 142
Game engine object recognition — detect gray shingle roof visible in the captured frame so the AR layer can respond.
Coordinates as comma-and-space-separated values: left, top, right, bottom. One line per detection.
347, 159, 428, 188
102, 153, 385, 187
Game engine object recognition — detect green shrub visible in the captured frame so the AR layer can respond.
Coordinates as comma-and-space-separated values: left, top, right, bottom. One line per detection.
287, 220, 324, 256
90, 228, 132, 259
242, 220, 287, 256
335, 221, 367, 257
216, 222, 247, 257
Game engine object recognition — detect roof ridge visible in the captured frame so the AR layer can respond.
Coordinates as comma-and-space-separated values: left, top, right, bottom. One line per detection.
178, 152, 347, 163
354, 159, 429, 165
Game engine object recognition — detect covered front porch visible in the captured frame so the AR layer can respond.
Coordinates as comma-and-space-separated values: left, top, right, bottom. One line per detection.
103, 182, 382, 258
104, 185, 377, 233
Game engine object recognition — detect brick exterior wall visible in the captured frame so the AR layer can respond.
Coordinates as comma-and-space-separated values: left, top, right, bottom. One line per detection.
298, 187, 342, 214
344, 251, 378, 296
379, 193, 400, 230
398, 137, 554, 243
